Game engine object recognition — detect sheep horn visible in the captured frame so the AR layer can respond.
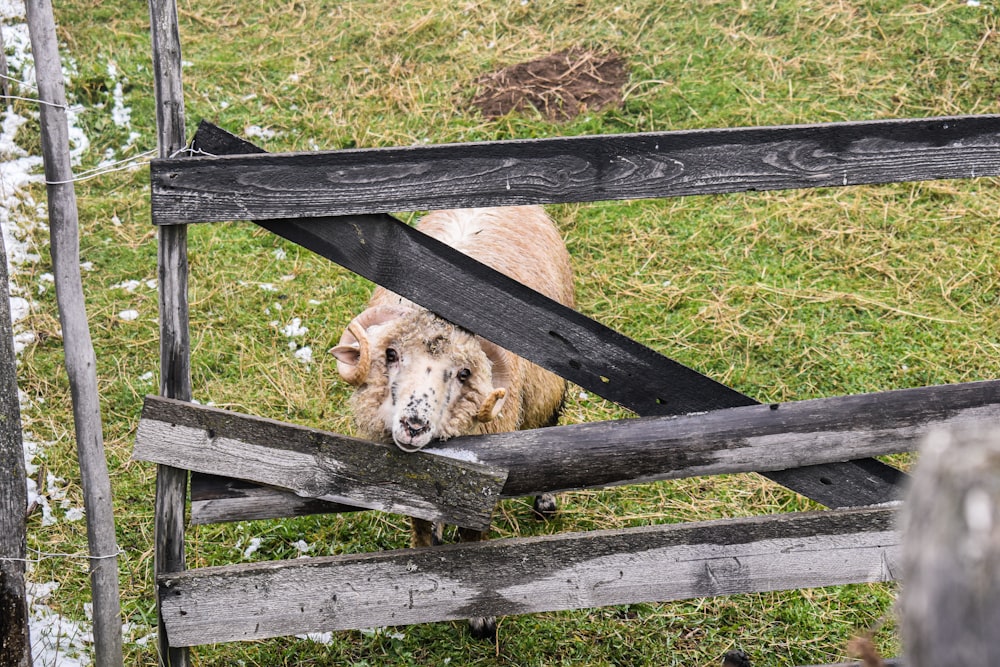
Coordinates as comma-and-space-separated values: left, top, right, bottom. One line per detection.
331, 305, 412, 385
477, 338, 513, 422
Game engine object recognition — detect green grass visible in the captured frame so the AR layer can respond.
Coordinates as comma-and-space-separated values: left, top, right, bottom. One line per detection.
8, 0, 1000, 664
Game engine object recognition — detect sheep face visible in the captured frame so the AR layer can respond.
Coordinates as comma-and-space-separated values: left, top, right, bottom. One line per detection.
332, 308, 510, 452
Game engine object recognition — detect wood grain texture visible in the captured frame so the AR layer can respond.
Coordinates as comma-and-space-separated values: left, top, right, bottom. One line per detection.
150, 115, 1000, 224
185, 121, 905, 512
135, 396, 507, 531
180, 380, 1000, 523
159, 507, 899, 646
26, 2, 123, 664
0, 185, 30, 667
190, 474, 360, 525
900, 427, 1000, 667
148, 0, 191, 663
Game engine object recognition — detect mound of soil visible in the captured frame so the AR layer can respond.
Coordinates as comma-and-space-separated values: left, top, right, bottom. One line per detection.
470, 49, 627, 122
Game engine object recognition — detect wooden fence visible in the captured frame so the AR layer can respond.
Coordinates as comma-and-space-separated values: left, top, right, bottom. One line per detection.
145, 0, 1000, 663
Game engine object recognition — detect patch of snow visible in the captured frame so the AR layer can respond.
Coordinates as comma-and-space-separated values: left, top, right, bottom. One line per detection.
242, 537, 263, 559
28, 581, 94, 667
244, 124, 277, 140
117, 309, 139, 321
282, 317, 307, 337
421, 447, 481, 464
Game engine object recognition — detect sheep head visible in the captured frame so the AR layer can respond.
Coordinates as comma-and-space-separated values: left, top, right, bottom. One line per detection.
331, 306, 512, 452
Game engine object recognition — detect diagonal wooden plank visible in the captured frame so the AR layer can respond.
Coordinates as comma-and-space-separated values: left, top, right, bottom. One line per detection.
150, 115, 1000, 224
187, 121, 906, 509
159, 506, 900, 646
134, 396, 507, 531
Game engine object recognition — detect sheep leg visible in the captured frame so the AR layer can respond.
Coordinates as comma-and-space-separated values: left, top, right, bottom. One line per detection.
533, 493, 558, 519
411, 518, 443, 548
457, 527, 497, 641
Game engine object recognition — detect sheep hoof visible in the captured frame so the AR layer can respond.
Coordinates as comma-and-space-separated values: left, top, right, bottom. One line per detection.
468, 616, 496, 642
533, 493, 558, 520
722, 649, 751, 667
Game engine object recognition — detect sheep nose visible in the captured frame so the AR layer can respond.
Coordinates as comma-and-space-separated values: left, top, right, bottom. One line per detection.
402, 417, 429, 438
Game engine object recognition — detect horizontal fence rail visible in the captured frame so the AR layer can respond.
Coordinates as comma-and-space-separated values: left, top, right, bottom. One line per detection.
158, 506, 899, 646
181, 121, 906, 512
173, 380, 1000, 524
150, 115, 1000, 224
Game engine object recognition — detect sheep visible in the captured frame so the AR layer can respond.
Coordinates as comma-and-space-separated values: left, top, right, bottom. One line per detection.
330, 205, 575, 639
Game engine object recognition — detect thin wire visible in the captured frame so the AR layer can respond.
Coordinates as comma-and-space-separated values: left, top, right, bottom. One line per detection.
0, 72, 36, 90
169, 145, 218, 158
44, 150, 157, 185
0, 546, 125, 564
1, 93, 69, 110
74, 148, 157, 177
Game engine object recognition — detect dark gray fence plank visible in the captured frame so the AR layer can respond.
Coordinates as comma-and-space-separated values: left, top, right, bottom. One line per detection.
172, 380, 999, 524
187, 121, 905, 511
151, 115, 1000, 224
190, 474, 359, 524
158, 506, 899, 646
135, 396, 507, 531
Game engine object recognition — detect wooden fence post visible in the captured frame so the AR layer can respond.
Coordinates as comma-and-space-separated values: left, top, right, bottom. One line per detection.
901, 427, 1000, 666
0, 226, 32, 667
25, 1, 123, 666
148, 0, 191, 664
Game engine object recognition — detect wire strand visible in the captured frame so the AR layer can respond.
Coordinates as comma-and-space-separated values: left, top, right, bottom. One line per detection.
0, 546, 124, 565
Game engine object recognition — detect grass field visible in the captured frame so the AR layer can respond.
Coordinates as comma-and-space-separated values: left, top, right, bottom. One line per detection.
6, 0, 1000, 665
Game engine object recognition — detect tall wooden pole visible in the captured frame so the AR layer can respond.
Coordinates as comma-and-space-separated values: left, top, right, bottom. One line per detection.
148, 0, 190, 664
24, 1, 123, 665
901, 427, 1000, 666
0, 228, 32, 667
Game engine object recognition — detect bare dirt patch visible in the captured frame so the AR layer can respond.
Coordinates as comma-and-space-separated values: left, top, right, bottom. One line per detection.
470, 49, 627, 122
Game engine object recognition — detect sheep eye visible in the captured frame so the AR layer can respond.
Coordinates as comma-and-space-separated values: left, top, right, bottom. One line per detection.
457, 368, 471, 383
385, 348, 399, 364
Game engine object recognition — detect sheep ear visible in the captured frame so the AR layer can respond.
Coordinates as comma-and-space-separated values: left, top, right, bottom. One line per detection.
333, 305, 412, 385
332, 320, 370, 385
330, 341, 361, 366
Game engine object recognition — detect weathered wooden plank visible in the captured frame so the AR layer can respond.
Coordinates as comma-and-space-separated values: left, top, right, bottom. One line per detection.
26, 2, 124, 665
148, 0, 191, 663
182, 380, 1000, 523
150, 115, 1000, 224
158, 506, 899, 646
434, 379, 996, 498
135, 396, 507, 531
900, 427, 1000, 667
190, 474, 360, 524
